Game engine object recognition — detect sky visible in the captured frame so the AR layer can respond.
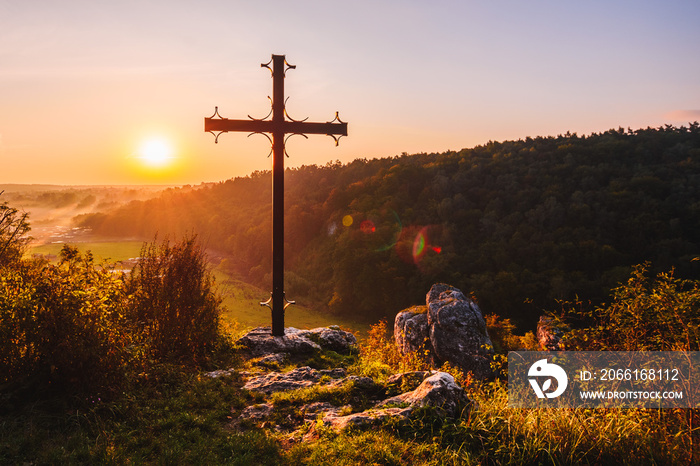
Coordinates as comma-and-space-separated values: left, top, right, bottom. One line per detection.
1, 0, 699, 185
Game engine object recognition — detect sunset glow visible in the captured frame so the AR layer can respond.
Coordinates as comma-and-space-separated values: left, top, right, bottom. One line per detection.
137, 138, 174, 168
0, 2, 698, 185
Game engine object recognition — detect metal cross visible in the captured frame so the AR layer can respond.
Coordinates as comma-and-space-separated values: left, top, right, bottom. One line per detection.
205, 54, 348, 336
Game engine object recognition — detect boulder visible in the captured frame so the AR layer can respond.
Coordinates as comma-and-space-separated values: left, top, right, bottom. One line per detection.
296, 327, 358, 353
427, 284, 494, 379
378, 371, 471, 416
393, 306, 434, 362
323, 371, 472, 432
236, 327, 321, 357
394, 284, 494, 379
236, 326, 357, 359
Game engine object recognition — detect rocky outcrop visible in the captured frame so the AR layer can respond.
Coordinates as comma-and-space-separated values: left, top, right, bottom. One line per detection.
236, 326, 357, 359
322, 407, 412, 431
243, 366, 346, 394
210, 324, 475, 437
377, 372, 470, 415
306, 326, 358, 353
393, 306, 436, 364
323, 371, 471, 432
231, 368, 473, 433
395, 284, 494, 379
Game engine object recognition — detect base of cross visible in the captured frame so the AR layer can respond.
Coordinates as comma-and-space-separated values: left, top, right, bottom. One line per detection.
260, 291, 295, 336
236, 326, 358, 357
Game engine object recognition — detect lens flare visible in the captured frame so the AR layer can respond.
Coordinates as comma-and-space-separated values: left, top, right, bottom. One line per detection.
413, 230, 426, 259
342, 215, 354, 227
374, 210, 403, 252
360, 220, 376, 234
395, 225, 442, 266
327, 222, 338, 235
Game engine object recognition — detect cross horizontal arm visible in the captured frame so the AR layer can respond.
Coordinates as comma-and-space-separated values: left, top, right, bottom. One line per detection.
205, 117, 347, 137
205, 118, 273, 134
285, 120, 348, 136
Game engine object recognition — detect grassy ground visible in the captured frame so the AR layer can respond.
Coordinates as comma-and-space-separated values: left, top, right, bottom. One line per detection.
213, 270, 368, 337
2, 345, 695, 465
6, 243, 696, 464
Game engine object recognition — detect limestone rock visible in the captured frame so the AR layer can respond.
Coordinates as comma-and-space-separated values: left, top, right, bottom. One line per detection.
243, 366, 322, 394
394, 284, 494, 379
427, 284, 494, 380
236, 327, 321, 357
298, 327, 358, 353
323, 371, 472, 432
393, 306, 434, 362
236, 326, 357, 359
242, 366, 348, 394
322, 407, 411, 431
378, 371, 471, 416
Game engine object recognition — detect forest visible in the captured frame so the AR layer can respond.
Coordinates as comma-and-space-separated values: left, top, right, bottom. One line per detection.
76, 124, 700, 329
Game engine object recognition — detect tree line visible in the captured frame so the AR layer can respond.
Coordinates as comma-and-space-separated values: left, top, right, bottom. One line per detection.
75, 124, 700, 329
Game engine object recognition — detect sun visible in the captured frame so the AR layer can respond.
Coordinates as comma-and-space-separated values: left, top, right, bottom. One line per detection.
137, 138, 174, 168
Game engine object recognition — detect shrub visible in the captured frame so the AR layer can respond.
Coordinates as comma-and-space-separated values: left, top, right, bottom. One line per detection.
0, 246, 136, 395
126, 235, 222, 363
355, 320, 432, 381
484, 313, 538, 353
0, 233, 227, 397
561, 262, 700, 351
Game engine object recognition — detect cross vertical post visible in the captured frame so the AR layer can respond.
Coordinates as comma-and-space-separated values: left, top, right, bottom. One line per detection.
204, 54, 347, 337
270, 55, 286, 337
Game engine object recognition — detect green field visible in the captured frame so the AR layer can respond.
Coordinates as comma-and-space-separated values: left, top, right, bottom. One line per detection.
29, 241, 145, 264
213, 270, 368, 336
28, 240, 368, 336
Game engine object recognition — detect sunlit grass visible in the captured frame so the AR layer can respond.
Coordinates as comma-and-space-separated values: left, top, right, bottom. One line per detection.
28, 241, 144, 264
211, 268, 369, 336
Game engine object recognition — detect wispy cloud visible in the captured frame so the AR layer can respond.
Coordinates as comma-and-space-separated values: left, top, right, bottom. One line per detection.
665, 110, 700, 122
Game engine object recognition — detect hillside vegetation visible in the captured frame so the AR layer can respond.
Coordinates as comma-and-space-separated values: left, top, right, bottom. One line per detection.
76, 124, 700, 328
3, 178, 700, 464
